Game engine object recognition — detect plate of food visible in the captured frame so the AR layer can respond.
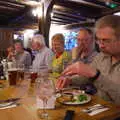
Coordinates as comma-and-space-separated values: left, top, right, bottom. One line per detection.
57, 93, 91, 105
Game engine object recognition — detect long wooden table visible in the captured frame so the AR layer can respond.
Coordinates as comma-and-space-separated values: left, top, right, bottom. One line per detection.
0, 79, 120, 120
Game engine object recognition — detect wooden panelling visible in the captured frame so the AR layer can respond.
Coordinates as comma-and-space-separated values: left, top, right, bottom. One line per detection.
0, 29, 14, 57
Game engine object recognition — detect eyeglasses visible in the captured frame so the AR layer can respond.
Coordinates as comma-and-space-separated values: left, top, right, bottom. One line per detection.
96, 38, 117, 45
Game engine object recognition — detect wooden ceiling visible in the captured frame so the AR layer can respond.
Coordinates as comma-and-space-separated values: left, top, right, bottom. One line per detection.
0, 0, 38, 30
0, 0, 120, 30
52, 0, 120, 27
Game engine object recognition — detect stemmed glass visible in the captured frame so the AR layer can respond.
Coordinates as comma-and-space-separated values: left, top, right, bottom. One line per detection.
35, 74, 55, 119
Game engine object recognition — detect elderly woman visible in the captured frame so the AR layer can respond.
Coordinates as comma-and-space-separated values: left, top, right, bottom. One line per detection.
31, 34, 53, 72
51, 33, 71, 76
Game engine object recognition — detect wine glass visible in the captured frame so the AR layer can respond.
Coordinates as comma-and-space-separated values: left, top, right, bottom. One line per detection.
35, 74, 55, 119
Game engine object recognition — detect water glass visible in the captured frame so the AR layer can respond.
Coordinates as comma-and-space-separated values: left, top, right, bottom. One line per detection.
35, 74, 55, 119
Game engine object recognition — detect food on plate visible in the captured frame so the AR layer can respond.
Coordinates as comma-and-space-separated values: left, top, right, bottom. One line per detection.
58, 93, 89, 103
72, 94, 87, 102
61, 94, 73, 102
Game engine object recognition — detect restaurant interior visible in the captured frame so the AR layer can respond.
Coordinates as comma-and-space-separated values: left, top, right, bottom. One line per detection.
0, 0, 120, 55
0, 0, 120, 120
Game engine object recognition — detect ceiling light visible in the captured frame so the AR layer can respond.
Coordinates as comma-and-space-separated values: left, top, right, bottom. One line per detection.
51, 12, 54, 18
32, 5, 42, 18
114, 12, 120, 16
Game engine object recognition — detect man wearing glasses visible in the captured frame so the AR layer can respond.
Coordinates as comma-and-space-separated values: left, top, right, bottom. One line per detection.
56, 15, 120, 105
70, 28, 98, 94
72, 28, 97, 64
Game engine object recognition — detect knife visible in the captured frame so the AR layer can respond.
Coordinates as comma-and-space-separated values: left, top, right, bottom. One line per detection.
0, 98, 20, 104
55, 87, 80, 93
0, 103, 18, 109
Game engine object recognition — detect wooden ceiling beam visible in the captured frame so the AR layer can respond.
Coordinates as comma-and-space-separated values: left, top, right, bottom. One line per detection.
0, 5, 20, 11
8, 5, 32, 24
51, 18, 75, 24
53, 9, 86, 20
0, 23, 38, 31
53, 13, 83, 22
52, 16, 79, 23
0, 1, 25, 8
54, 4, 101, 18
68, 0, 107, 8
51, 21, 66, 25
55, 0, 102, 12
0, 0, 27, 7
63, 21, 95, 29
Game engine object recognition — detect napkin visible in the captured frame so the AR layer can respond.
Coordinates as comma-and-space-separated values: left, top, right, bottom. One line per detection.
88, 107, 109, 116
36, 96, 56, 109
82, 104, 109, 116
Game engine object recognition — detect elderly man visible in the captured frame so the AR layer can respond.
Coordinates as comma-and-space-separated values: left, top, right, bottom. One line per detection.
31, 34, 53, 72
72, 28, 97, 63
57, 28, 97, 92
70, 28, 98, 93
56, 15, 120, 105
14, 40, 32, 68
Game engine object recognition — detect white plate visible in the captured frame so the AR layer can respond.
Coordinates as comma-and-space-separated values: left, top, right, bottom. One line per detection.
58, 93, 91, 105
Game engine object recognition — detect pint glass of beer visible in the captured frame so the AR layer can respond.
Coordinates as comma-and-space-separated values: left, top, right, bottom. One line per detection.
30, 72, 38, 84
8, 68, 18, 85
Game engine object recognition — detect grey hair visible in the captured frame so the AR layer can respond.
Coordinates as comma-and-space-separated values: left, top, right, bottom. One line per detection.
79, 28, 93, 36
32, 34, 45, 46
95, 15, 120, 38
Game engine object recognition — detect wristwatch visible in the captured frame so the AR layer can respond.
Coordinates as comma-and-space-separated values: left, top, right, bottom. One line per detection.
89, 69, 100, 81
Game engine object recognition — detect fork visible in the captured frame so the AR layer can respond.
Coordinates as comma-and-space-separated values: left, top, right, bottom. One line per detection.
85, 105, 107, 113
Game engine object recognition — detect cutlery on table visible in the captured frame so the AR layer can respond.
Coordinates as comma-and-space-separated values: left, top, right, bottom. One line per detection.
0, 98, 20, 104
0, 103, 20, 109
85, 106, 107, 113
82, 104, 109, 113
55, 87, 80, 94
0, 98, 21, 109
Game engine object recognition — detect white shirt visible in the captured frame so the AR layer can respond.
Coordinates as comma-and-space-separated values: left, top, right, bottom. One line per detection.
32, 47, 53, 72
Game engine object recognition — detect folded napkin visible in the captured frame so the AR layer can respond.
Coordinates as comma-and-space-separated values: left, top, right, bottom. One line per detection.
88, 107, 109, 116
82, 104, 109, 116
36, 96, 56, 109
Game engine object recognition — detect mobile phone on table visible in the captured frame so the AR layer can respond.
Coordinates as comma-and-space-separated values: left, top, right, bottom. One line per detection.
64, 110, 75, 120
